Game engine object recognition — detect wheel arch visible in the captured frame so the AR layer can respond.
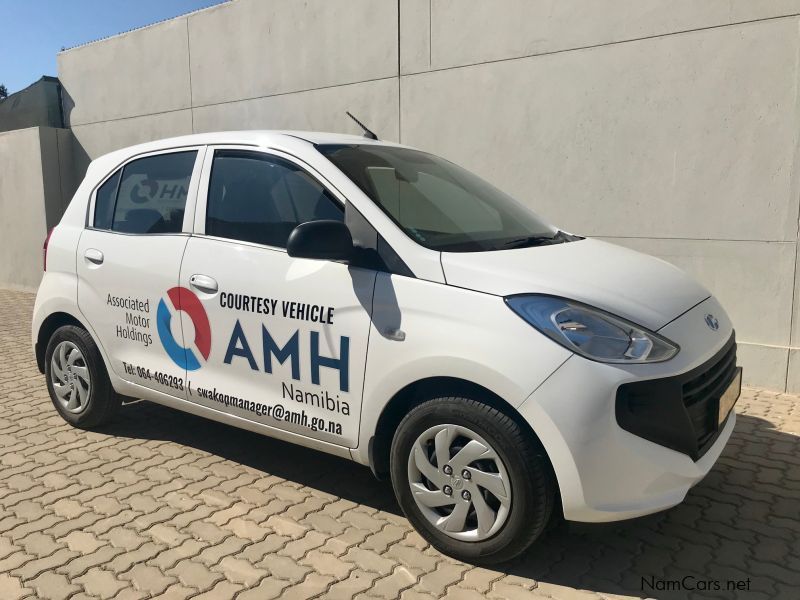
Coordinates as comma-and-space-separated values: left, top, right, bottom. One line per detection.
368, 377, 559, 496
35, 311, 87, 373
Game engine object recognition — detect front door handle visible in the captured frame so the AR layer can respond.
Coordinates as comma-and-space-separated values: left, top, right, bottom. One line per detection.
84, 248, 104, 265
189, 274, 218, 294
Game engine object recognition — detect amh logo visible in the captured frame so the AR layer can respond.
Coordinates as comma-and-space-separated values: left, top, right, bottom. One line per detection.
157, 287, 211, 370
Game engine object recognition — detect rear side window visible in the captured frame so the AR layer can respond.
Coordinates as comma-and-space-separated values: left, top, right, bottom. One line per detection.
93, 151, 197, 234
206, 150, 343, 248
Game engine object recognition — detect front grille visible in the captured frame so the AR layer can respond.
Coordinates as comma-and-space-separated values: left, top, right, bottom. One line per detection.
682, 343, 737, 450
616, 333, 738, 461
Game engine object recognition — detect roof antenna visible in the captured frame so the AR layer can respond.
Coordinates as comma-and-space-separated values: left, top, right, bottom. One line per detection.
346, 111, 378, 140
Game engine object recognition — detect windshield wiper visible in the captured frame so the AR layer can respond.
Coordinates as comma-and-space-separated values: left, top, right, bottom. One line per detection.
502, 230, 569, 249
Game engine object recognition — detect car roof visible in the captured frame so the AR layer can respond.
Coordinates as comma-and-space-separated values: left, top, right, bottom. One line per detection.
87, 130, 408, 180
97, 130, 401, 161
150, 130, 392, 146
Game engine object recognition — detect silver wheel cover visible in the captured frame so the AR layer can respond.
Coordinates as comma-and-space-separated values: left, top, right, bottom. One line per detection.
407, 424, 512, 541
50, 341, 91, 414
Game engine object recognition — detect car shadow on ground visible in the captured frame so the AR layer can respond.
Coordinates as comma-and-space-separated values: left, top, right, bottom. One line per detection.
105, 400, 401, 514
102, 403, 798, 600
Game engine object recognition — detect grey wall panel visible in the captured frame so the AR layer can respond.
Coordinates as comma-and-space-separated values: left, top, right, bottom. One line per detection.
730, 0, 800, 21
58, 17, 192, 126
400, 0, 431, 75
789, 245, 800, 347
37, 128, 65, 229
0, 128, 47, 290
188, 0, 398, 107
400, 18, 800, 243
428, 0, 730, 70
192, 78, 399, 141
56, 129, 78, 207
786, 349, 800, 392
70, 110, 194, 176
739, 344, 789, 391
420, 0, 800, 73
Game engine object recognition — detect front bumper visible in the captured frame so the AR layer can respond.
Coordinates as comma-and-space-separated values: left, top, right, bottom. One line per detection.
617, 334, 739, 461
518, 296, 740, 522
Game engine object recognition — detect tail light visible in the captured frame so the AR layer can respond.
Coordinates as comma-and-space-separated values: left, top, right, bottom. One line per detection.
43, 227, 54, 271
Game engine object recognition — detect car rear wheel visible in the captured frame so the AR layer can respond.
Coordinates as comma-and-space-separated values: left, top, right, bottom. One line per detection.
45, 325, 120, 428
390, 396, 556, 564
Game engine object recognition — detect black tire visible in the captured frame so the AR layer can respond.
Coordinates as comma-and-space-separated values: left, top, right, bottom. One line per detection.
44, 325, 120, 428
390, 396, 555, 564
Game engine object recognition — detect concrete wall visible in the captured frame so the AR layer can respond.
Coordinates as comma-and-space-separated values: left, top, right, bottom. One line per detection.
0, 127, 74, 290
58, 0, 400, 176
56, 0, 800, 390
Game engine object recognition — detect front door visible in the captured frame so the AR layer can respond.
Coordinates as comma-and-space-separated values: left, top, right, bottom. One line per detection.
77, 148, 203, 398
178, 148, 376, 447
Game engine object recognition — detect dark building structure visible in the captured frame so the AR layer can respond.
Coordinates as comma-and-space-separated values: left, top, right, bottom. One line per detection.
0, 76, 64, 133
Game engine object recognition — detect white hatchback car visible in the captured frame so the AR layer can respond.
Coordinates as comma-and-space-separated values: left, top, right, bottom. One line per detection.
33, 130, 741, 563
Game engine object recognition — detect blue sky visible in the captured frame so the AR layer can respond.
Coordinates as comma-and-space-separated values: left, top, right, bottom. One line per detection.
0, 0, 226, 94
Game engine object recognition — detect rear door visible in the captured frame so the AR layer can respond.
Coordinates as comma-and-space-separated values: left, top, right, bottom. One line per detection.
77, 147, 204, 398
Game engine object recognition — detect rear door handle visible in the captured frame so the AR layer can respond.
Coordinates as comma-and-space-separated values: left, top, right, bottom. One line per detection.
84, 248, 104, 265
189, 274, 218, 294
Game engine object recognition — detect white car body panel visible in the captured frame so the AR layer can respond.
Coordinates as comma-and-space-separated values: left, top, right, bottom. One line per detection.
441, 239, 710, 331
32, 130, 740, 526
352, 271, 574, 464
519, 295, 734, 521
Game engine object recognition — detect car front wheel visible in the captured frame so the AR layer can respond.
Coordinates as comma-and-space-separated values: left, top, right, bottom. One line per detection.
390, 396, 556, 564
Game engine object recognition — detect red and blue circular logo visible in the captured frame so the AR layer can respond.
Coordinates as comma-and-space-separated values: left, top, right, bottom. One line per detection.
157, 287, 211, 371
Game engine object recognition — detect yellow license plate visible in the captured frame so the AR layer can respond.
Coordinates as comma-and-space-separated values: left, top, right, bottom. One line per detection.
718, 367, 742, 425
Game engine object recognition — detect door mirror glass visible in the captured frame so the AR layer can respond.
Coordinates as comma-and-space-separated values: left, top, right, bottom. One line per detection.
287, 220, 354, 261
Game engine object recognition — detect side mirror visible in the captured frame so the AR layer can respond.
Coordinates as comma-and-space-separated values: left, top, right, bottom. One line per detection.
287, 220, 354, 262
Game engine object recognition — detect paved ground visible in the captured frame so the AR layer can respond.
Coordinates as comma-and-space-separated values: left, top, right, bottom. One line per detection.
0, 287, 798, 600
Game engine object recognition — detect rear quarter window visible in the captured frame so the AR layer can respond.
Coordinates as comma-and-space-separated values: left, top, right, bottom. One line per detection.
92, 150, 197, 234
93, 170, 121, 230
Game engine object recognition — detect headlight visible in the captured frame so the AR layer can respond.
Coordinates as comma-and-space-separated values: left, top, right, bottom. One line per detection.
505, 295, 679, 363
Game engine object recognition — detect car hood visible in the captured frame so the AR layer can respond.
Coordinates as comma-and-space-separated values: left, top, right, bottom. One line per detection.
440, 238, 710, 331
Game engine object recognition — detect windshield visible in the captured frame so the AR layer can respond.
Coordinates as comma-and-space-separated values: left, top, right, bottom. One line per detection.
317, 144, 571, 252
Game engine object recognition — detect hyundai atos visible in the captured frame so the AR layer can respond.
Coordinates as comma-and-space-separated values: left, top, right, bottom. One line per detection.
33, 131, 741, 563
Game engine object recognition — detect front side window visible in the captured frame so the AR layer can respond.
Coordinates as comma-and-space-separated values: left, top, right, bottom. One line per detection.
317, 144, 569, 252
206, 150, 343, 248
94, 150, 197, 234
